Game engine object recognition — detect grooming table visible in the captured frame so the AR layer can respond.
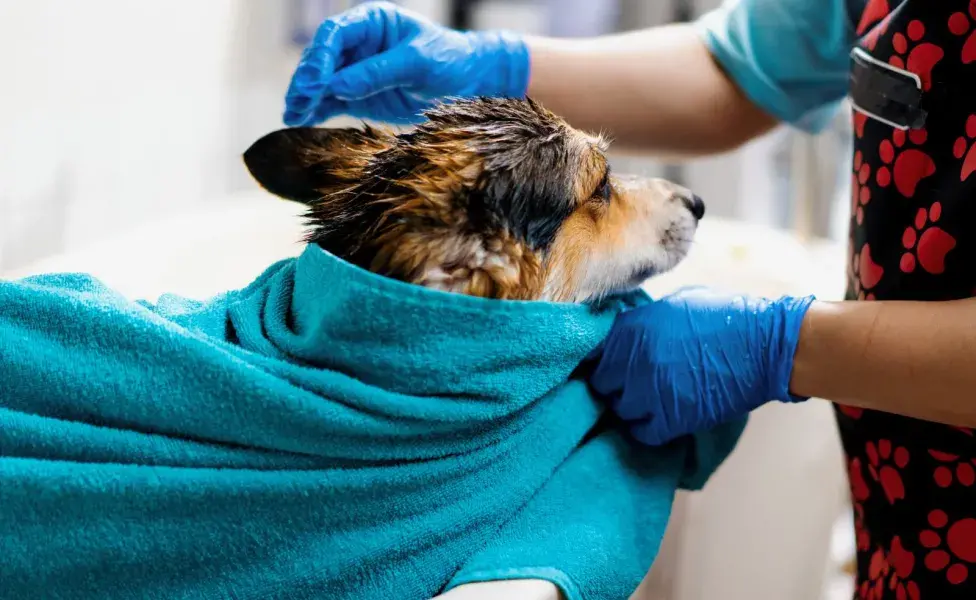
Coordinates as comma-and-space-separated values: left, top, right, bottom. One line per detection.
5, 191, 851, 600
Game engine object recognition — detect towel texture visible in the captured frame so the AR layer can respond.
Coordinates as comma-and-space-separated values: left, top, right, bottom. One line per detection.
0, 244, 744, 600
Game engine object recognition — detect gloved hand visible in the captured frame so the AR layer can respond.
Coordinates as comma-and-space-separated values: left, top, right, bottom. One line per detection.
589, 287, 816, 446
283, 1, 530, 126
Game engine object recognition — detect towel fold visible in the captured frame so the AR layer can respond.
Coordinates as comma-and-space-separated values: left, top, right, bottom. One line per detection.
0, 244, 744, 600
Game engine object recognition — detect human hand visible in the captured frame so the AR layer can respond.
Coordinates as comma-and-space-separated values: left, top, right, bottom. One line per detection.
589, 287, 815, 446
283, 1, 530, 126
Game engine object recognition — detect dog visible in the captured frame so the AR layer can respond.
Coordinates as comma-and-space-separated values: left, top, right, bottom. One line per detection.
243, 97, 704, 303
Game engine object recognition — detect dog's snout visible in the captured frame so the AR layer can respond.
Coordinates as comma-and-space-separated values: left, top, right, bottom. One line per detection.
681, 194, 706, 221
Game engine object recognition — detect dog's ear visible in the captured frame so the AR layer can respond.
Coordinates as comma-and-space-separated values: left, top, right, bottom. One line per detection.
243, 126, 392, 204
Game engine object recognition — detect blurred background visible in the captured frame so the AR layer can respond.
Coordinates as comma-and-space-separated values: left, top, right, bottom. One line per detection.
0, 2, 857, 600
0, 0, 853, 272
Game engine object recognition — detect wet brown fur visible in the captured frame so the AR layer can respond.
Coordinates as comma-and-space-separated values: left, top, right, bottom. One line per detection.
243, 97, 694, 303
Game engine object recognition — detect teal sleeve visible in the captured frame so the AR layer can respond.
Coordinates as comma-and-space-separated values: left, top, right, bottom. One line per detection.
695, 0, 859, 133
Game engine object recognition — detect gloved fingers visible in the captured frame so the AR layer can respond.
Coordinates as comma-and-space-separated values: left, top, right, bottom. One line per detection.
284, 44, 336, 126
586, 345, 625, 398
283, 91, 347, 126
283, 107, 308, 127
330, 48, 422, 101
309, 96, 350, 125
626, 388, 696, 447
311, 3, 391, 59
627, 416, 670, 447
612, 364, 664, 421
284, 4, 387, 126
587, 317, 651, 398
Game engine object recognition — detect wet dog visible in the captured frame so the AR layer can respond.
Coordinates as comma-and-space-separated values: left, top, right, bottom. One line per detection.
243, 97, 703, 302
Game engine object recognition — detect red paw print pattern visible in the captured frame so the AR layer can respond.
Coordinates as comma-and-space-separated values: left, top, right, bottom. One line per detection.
920, 510, 976, 585
867, 439, 909, 504
929, 449, 976, 488
948, 4, 976, 64
860, 547, 890, 600
888, 20, 944, 91
854, 110, 869, 139
851, 457, 872, 503
854, 501, 871, 552
852, 243, 885, 300
878, 128, 936, 198
853, 150, 872, 224
888, 536, 921, 600
953, 426, 975, 438
901, 202, 957, 275
952, 114, 976, 182
857, 0, 893, 51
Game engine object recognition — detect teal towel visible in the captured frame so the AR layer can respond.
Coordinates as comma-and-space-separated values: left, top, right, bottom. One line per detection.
0, 244, 744, 600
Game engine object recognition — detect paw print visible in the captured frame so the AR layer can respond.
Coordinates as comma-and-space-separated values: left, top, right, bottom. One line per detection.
854, 111, 869, 139
851, 243, 885, 300
857, 0, 893, 51
850, 457, 872, 502
901, 202, 957, 275
920, 510, 976, 584
878, 128, 936, 198
929, 449, 976, 488
888, 536, 920, 600
948, 5, 976, 64
852, 151, 872, 224
952, 114, 976, 182
866, 440, 909, 503
859, 547, 889, 600
839, 404, 864, 419
888, 20, 945, 91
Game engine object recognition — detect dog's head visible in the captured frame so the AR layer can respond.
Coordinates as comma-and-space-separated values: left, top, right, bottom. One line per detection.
244, 97, 703, 303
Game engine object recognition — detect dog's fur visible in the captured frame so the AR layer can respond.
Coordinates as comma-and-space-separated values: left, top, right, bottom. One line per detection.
243, 97, 703, 303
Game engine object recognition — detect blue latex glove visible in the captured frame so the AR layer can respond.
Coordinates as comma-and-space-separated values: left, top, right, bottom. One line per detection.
589, 287, 816, 446
283, 1, 530, 126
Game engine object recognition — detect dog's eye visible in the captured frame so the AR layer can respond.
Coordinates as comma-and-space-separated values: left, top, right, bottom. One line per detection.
592, 171, 612, 203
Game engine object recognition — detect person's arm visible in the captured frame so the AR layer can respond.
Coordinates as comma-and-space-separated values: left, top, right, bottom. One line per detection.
792, 299, 976, 428
589, 289, 976, 448
284, 1, 853, 156
525, 26, 777, 156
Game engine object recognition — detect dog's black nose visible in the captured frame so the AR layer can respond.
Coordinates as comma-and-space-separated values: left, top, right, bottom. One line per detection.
682, 194, 706, 221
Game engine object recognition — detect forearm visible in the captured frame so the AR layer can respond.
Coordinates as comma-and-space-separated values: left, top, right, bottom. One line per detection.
524, 24, 777, 156
791, 299, 976, 427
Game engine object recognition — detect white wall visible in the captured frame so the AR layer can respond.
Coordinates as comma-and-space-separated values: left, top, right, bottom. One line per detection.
0, 0, 854, 277
0, 0, 849, 272
0, 0, 300, 270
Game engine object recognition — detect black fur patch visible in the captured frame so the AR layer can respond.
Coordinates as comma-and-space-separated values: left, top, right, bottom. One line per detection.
243, 128, 364, 203
417, 98, 580, 251
243, 97, 588, 272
